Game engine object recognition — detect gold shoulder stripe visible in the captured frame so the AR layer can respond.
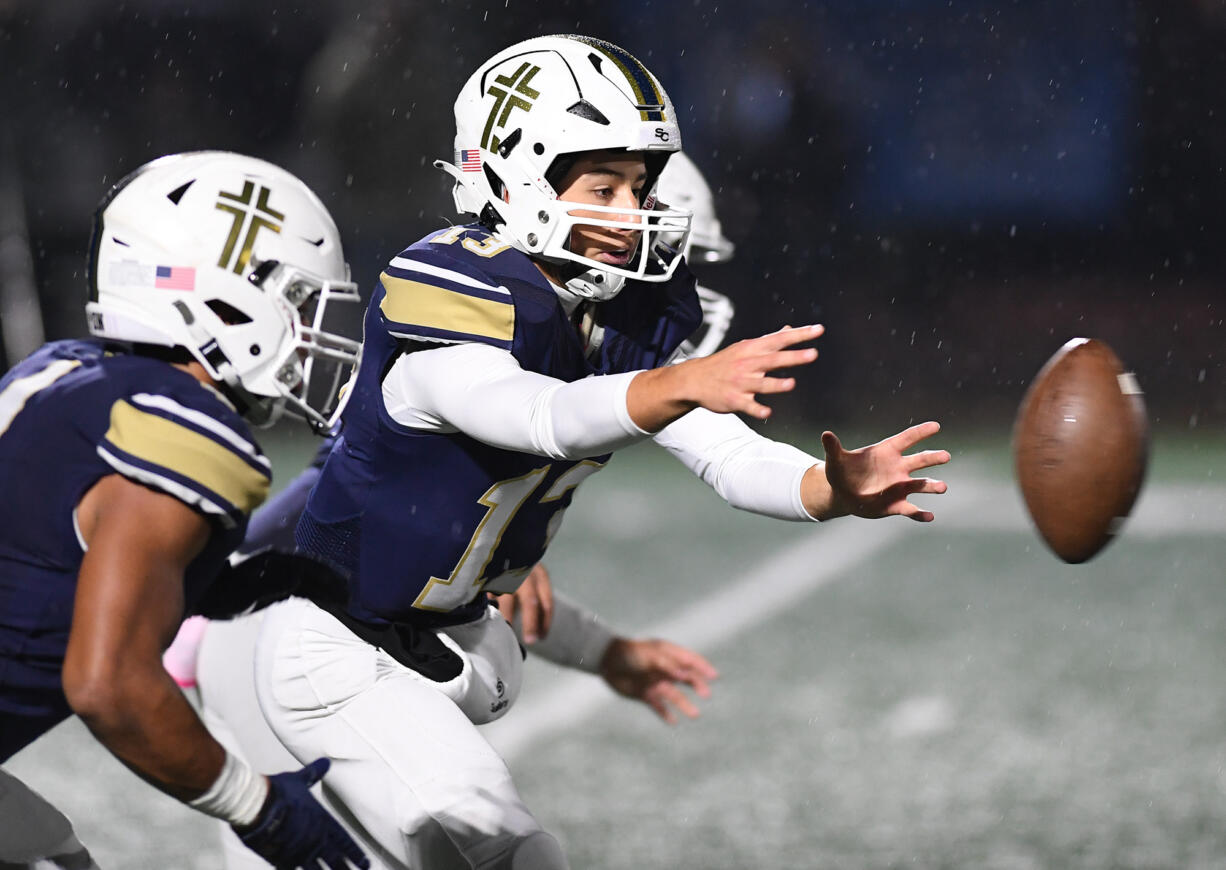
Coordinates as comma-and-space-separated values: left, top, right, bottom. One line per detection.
380, 273, 514, 343
105, 400, 269, 515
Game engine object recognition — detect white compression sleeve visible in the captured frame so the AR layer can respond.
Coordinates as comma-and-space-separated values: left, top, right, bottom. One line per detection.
511, 591, 615, 674
382, 343, 649, 459
654, 407, 822, 522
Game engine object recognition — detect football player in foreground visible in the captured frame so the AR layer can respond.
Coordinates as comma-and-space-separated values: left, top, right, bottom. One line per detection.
160, 146, 735, 869
0, 152, 369, 869
245, 35, 949, 869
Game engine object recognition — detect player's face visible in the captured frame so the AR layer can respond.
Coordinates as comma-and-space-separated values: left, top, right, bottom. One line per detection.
555, 151, 648, 269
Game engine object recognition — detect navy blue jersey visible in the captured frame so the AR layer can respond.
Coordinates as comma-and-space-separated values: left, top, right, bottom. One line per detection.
297, 224, 700, 627
0, 339, 270, 745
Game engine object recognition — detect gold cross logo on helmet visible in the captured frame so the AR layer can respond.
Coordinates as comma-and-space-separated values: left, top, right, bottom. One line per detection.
215, 182, 285, 274
481, 62, 542, 153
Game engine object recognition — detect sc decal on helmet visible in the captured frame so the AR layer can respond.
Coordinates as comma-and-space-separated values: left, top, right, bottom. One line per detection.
436, 34, 693, 285
86, 151, 362, 432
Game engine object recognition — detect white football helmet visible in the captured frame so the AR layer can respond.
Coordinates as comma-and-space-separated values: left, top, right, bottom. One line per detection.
565, 150, 738, 304
656, 151, 735, 263
87, 151, 362, 431
436, 34, 691, 284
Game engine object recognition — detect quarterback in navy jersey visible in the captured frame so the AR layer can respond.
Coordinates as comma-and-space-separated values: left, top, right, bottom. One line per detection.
296, 220, 704, 628
170, 148, 739, 870
243, 35, 953, 870
0, 153, 368, 870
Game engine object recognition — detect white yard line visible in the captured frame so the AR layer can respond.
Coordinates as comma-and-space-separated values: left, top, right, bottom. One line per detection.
484, 479, 985, 759
484, 473, 1226, 760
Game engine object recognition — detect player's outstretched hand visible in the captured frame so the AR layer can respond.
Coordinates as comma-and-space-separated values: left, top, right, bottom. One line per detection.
234, 759, 369, 870
599, 638, 719, 725
628, 324, 824, 431
493, 562, 554, 644
681, 323, 824, 420
820, 421, 950, 522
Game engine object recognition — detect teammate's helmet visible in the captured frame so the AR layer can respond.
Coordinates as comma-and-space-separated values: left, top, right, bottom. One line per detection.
437, 34, 691, 283
87, 151, 361, 431
656, 151, 735, 264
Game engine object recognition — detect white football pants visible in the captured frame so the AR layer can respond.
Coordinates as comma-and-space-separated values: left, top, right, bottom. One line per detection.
227, 597, 566, 870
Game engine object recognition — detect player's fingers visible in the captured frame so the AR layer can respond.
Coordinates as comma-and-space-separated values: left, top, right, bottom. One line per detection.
300, 757, 330, 786
889, 420, 942, 450
675, 648, 720, 680
891, 500, 936, 522
821, 430, 845, 459
659, 644, 720, 681
659, 683, 703, 720
915, 477, 948, 495
904, 448, 952, 473
731, 394, 774, 420
748, 375, 796, 396
657, 658, 713, 698
902, 477, 946, 497
893, 477, 948, 497
751, 323, 824, 352
644, 687, 678, 724
534, 566, 554, 638
679, 670, 713, 699
517, 590, 540, 643
495, 594, 517, 624
756, 346, 819, 373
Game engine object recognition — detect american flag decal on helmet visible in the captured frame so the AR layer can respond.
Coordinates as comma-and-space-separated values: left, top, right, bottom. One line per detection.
458, 149, 482, 172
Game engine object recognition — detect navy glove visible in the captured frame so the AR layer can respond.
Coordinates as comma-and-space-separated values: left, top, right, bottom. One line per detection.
234, 758, 369, 870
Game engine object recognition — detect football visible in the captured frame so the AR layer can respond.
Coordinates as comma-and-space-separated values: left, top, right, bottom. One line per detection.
1013, 338, 1149, 563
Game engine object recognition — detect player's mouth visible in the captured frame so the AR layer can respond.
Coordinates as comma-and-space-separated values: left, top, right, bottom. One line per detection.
595, 248, 634, 266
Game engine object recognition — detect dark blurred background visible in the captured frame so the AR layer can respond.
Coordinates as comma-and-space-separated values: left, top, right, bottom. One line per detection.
1, 0, 1223, 436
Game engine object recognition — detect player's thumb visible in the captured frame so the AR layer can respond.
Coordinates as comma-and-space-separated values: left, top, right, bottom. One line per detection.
821, 430, 843, 458
300, 757, 331, 787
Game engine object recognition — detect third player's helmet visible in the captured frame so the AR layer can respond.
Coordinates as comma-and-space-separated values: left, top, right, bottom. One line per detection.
437, 34, 691, 283
87, 151, 362, 431
656, 151, 735, 264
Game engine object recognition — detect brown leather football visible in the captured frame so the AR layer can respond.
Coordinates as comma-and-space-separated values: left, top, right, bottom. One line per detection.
1013, 338, 1149, 563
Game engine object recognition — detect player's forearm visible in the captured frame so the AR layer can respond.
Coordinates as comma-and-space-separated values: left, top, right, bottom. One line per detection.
516, 591, 615, 673
625, 363, 701, 432
66, 662, 226, 801
654, 407, 822, 521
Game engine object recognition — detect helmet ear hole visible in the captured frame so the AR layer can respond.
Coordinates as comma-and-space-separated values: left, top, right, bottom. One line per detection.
482, 164, 507, 201
206, 300, 254, 325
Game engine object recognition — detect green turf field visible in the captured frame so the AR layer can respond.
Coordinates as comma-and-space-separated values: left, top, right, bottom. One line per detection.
8, 426, 1226, 869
